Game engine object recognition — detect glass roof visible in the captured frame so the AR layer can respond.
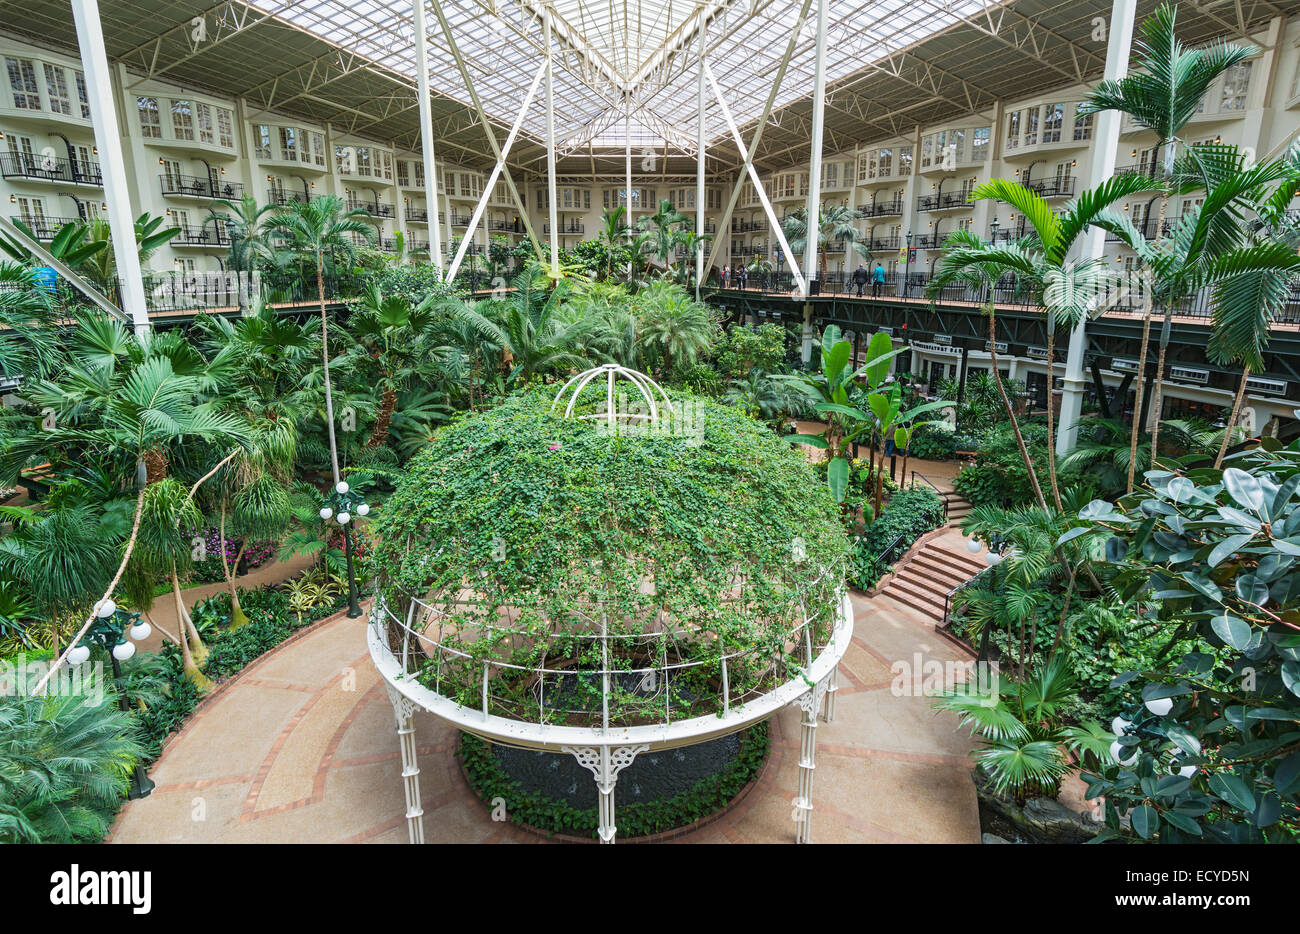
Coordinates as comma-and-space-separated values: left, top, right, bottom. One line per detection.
247, 0, 1003, 152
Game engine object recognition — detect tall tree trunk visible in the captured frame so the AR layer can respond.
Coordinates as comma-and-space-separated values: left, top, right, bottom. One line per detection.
987, 307, 1047, 510
31, 484, 146, 696
220, 500, 251, 629
1215, 365, 1251, 469
173, 563, 208, 667
1043, 315, 1062, 510
173, 561, 212, 691
318, 260, 341, 486
1126, 188, 1171, 491
368, 387, 397, 447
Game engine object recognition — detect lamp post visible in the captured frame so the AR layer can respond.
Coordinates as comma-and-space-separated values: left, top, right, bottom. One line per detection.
988, 217, 1001, 304
72, 599, 155, 799
903, 232, 913, 297
319, 480, 370, 618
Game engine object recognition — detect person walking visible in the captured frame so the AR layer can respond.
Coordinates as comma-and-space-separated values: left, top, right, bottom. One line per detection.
722, 264, 730, 288
871, 262, 887, 297
738, 264, 747, 290
852, 263, 869, 297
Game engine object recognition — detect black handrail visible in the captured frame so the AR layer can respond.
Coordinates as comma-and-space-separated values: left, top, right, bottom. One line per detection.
910, 471, 951, 522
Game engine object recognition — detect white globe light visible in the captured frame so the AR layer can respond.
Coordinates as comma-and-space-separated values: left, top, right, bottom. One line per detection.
1144, 696, 1174, 717
112, 641, 136, 661
1175, 762, 1198, 779
336, 481, 350, 494
966, 539, 981, 554
95, 598, 117, 618
66, 644, 91, 665
337, 512, 350, 525
1111, 716, 1131, 736
984, 551, 999, 565
128, 621, 152, 641
1109, 740, 1136, 765
319, 506, 333, 520
356, 503, 370, 517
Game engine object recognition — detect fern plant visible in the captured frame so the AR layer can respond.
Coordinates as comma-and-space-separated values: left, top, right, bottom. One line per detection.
933, 656, 1112, 804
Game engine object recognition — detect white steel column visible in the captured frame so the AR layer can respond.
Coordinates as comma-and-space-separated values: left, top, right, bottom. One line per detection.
802, 0, 829, 291
71, 0, 150, 336
1057, 0, 1136, 455
386, 686, 425, 844
694, 20, 707, 299
793, 677, 830, 844
446, 61, 545, 281
625, 93, 634, 277
412, 0, 443, 272
564, 744, 648, 844
545, 10, 560, 274
800, 0, 829, 363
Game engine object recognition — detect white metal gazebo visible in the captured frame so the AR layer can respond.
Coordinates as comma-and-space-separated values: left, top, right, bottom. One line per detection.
368, 367, 852, 844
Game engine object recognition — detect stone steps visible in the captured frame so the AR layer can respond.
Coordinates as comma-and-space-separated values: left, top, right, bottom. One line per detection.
878, 535, 987, 625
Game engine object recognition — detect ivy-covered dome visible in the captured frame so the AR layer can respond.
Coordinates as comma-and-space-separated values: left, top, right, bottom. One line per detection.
369, 389, 848, 729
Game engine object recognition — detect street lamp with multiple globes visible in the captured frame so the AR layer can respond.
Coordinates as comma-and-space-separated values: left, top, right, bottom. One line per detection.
69, 599, 156, 799
318, 480, 370, 618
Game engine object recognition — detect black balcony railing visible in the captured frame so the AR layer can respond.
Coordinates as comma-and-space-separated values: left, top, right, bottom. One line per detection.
10, 215, 83, 239
910, 233, 943, 249
1020, 175, 1077, 199
856, 198, 904, 218
266, 188, 309, 206
448, 210, 474, 227
543, 222, 584, 234
346, 198, 395, 218
173, 224, 230, 247
488, 218, 524, 233
159, 173, 244, 201
0, 152, 101, 186
405, 205, 428, 222
730, 220, 765, 233
916, 191, 972, 212
866, 236, 901, 252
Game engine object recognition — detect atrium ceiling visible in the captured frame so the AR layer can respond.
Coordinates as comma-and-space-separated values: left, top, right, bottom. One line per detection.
0, 0, 1295, 179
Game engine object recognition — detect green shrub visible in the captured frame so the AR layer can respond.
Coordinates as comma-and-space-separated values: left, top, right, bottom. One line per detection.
458, 721, 769, 838
848, 487, 946, 590
906, 422, 956, 461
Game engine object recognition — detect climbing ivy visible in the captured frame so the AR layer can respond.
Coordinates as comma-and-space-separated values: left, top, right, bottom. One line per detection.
368, 389, 848, 726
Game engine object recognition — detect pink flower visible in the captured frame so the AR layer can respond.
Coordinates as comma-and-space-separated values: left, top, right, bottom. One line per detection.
549, 444, 560, 451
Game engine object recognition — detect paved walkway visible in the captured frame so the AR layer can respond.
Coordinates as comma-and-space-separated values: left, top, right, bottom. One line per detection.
109, 573, 982, 844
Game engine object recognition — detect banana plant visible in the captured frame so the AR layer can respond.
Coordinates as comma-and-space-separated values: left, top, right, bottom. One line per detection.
866, 386, 953, 515
781, 327, 904, 503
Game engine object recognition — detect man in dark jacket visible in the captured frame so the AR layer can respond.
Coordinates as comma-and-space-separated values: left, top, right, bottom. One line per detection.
852, 263, 869, 297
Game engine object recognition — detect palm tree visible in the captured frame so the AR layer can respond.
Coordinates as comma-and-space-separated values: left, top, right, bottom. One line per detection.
1134, 151, 1300, 470
5, 317, 245, 688
780, 204, 869, 283
0, 688, 142, 843
1208, 149, 1300, 466
635, 280, 718, 376
267, 194, 375, 485
445, 269, 591, 384
76, 214, 181, 292
1078, 2, 1256, 489
639, 199, 689, 271
927, 173, 1153, 506
212, 192, 278, 282
598, 206, 629, 281
0, 261, 58, 380
349, 283, 441, 447
0, 503, 117, 656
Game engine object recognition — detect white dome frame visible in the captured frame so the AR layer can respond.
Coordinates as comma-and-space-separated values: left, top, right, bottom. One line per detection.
369, 589, 852, 844
550, 362, 675, 430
